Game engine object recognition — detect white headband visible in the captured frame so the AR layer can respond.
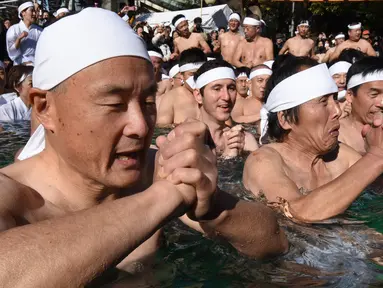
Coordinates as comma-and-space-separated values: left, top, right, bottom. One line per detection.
329, 61, 351, 76
348, 23, 361, 30
236, 72, 248, 79
298, 21, 309, 27
122, 14, 129, 22
260, 64, 337, 144
161, 74, 170, 80
174, 17, 187, 28
243, 17, 261, 26
54, 7, 70, 17
148, 51, 163, 59
169, 64, 180, 78
335, 33, 345, 40
18, 72, 33, 85
264, 60, 274, 69
33, 8, 150, 91
338, 90, 347, 101
18, 2, 34, 19
179, 62, 204, 73
195, 67, 235, 89
347, 71, 383, 89
250, 68, 272, 80
229, 13, 240, 22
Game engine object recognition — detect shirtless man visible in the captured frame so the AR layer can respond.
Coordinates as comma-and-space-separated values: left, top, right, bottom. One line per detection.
170, 14, 211, 59
278, 20, 315, 58
157, 48, 205, 126
322, 32, 345, 63
339, 57, 383, 155
148, 49, 172, 111
231, 65, 272, 127
328, 60, 352, 119
244, 57, 383, 223
0, 9, 287, 287
329, 22, 376, 62
231, 67, 250, 123
233, 16, 273, 68
193, 60, 258, 157
219, 13, 244, 65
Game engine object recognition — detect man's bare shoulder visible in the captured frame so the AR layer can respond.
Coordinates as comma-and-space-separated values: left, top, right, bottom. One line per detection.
260, 37, 273, 44
245, 145, 284, 169
337, 142, 362, 165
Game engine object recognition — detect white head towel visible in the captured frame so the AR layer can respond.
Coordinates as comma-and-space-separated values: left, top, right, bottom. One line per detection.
18, 2, 34, 19
19, 8, 151, 160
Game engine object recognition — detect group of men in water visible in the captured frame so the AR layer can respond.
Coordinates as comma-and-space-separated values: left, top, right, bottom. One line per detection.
0, 5, 382, 286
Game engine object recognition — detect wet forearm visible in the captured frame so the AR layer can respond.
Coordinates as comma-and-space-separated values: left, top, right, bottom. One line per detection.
199, 191, 288, 258
0, 182, 182, 287
290, 153, 383, 222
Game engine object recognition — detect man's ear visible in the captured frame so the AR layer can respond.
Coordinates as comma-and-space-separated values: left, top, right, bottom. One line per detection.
193, 88, 203, 105
346, 89, 353, 104
29, 88, 56, 133
277, 111, 292, 131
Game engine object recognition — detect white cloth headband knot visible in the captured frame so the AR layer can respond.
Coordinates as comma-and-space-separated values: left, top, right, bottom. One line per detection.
335, 33, 345, 40
250, 68, 272, 80
179, 62, 205, 73
18, 2, 34, 19
174, 17, 187, 28
33, 8, 150, 91
260, 64, 338, 144
195, 67, 235, 89
348, 23, 361, 30
264, 60, 274, 69
229, 13, 240, 22
236, 72, 248, 79
329, 61, 351, 76
347, 71, 383, 89
169, 64, 180, 78
243, 17, 261, 26
148, 51, 163, 59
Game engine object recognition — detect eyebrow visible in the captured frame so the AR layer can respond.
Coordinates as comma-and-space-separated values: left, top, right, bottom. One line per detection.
369, 88, 382, 93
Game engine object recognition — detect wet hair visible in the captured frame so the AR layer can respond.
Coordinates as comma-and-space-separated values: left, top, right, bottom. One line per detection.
264, 57, 318, 142
193, 59, 233, 96
235, 67, 250, 78
346, 56, 383, 94
338, 48, 366, 64
179, 48, 207, 67
194, 17, 202, 25
7, 65, 33, 93
272, 54, 298, 72
172, 14, 186, 27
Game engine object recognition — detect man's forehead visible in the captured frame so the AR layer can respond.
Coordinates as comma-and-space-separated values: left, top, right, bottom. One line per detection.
236, 76, 248, 81
361, 80, 383, 91
208, 78, 235, 86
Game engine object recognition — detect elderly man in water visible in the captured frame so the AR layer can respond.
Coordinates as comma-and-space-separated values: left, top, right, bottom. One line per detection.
244, 56, 383, 223
192, 59, 258, 158
0, 9, 287, 287
339, 57, 383, 155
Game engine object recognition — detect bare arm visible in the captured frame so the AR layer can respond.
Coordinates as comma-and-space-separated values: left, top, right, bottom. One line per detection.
365, 41, 377, 57
232, 41, 245, 68
278, 40, 289, 55
329, 44, 345, 62
180, 189, 287, 259
198, 34, 212, 54
156, 92, 174, 125
243, 144, 382, 223
321, 48, 333, 63
244, 131, 258, 152
0, 179, 187, 287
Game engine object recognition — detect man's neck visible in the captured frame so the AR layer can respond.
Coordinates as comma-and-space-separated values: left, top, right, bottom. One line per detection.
281, 136, 326, 168
347, 111, 365, 128
297, 34, 307, 40
199, 107, 226, 140
228, 29, 239, 35
38, 147, 121, 211
237, 92, 247, 99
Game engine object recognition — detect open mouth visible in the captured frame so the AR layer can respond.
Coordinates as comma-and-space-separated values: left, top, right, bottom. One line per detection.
115, 151, 142, 169
329, 125, 340, 136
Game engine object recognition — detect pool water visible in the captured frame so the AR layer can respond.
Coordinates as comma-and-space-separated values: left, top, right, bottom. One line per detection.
1, 122, 383, 287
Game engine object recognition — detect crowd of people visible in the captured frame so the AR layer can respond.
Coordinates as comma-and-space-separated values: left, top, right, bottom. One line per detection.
0, 2, 382, 286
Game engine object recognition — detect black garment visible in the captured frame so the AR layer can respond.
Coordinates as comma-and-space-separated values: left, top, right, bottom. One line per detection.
0, 24, 8, 61
274, 42, 284, 58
